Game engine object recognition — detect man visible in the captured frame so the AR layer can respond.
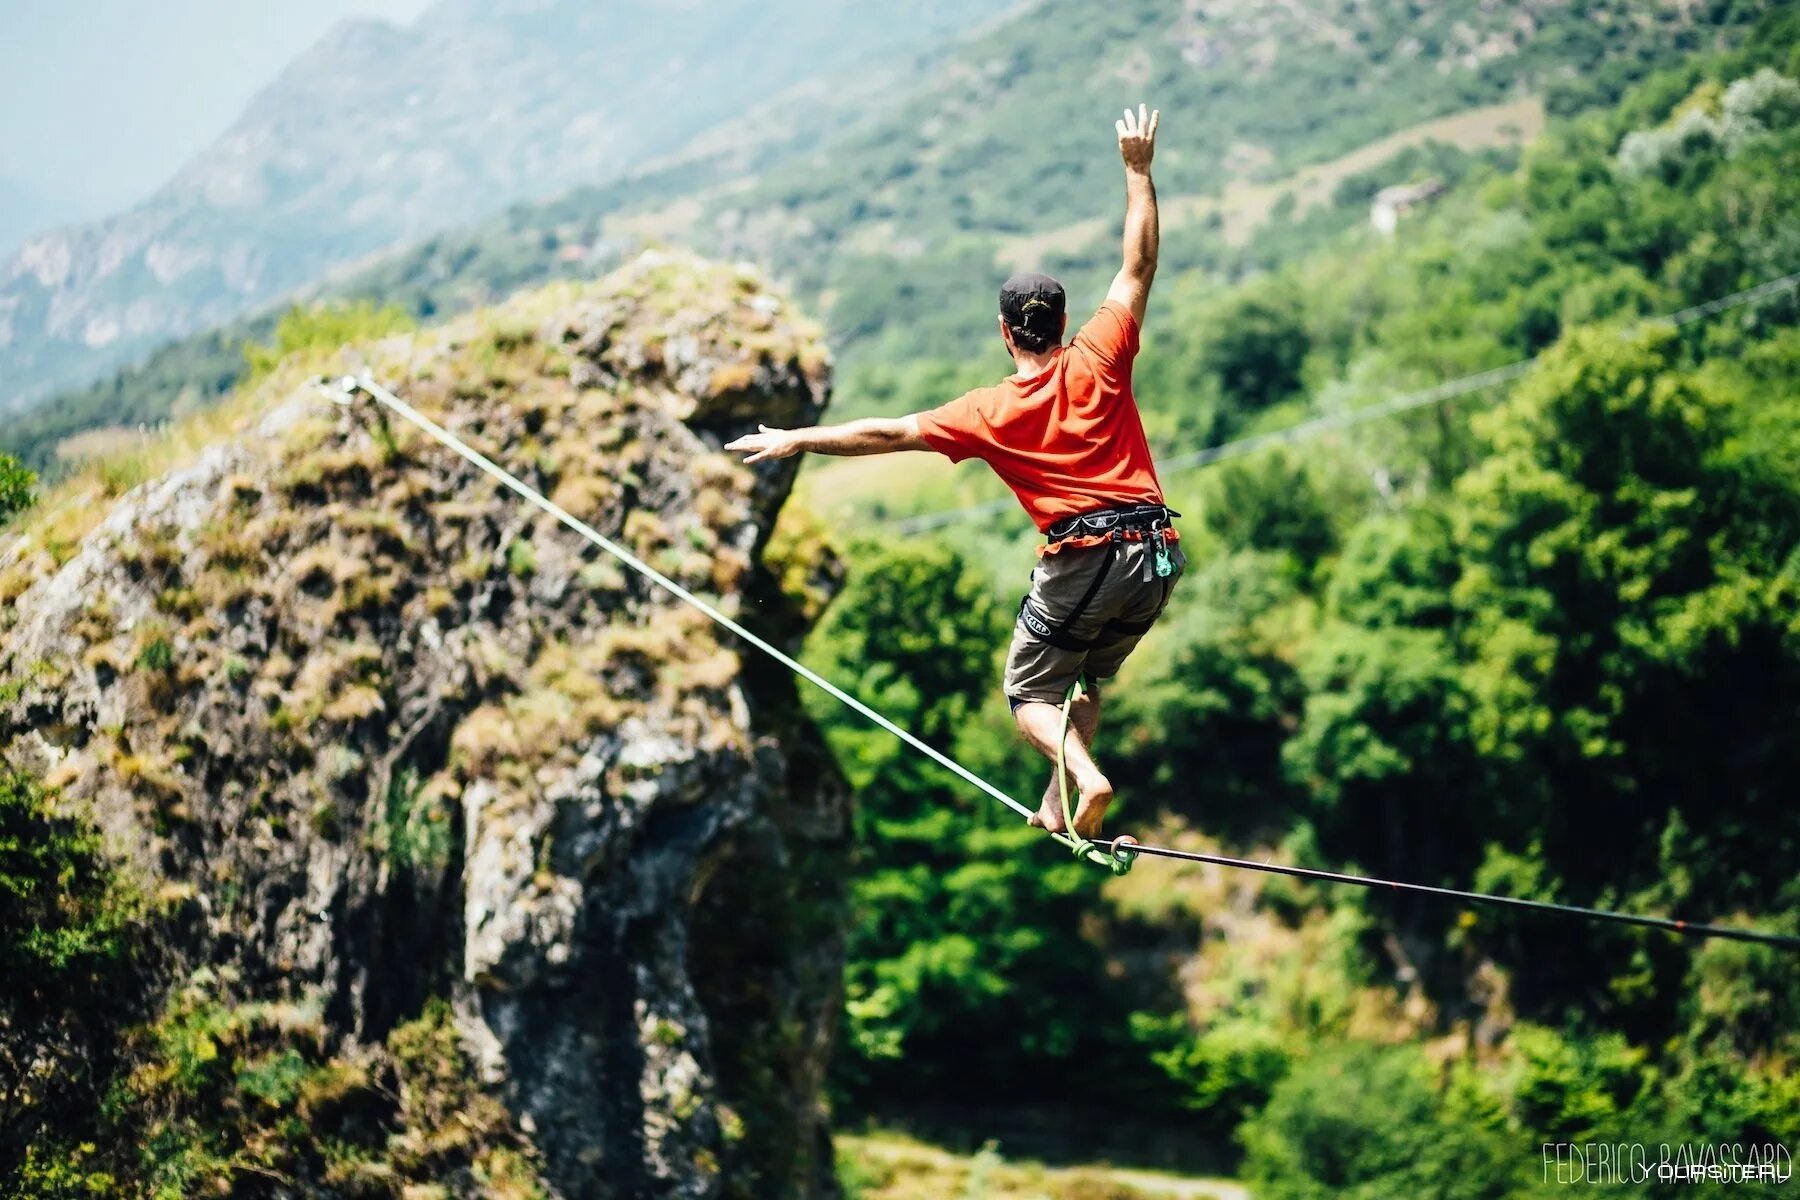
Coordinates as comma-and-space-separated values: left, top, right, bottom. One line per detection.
726, 104, 1179, 840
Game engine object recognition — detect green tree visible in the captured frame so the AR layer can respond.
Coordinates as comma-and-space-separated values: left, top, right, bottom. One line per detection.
803, 539, 1145, 1109
1448, 326, 1800, 1021
1285, 508, 1485, 910
1196, 280, 1313, 422
0, 453, 34, 522
1240, 1042, 1525, 1200
1110, 550, 1309, 839
0, 771, 144, 1160
1200, 450, 1340, 570
1287, 622, 1478, 887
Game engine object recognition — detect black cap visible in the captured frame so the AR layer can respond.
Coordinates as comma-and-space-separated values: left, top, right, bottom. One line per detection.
999, 271, 1066, 345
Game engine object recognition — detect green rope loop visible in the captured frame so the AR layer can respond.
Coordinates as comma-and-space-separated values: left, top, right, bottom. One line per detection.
1057, 680, 1132, 875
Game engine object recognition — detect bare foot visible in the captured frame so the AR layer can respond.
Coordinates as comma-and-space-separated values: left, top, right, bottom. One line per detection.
1072, 773, 1115, 839
1028, 794, 1069, 835
1031, 765, 1081, 834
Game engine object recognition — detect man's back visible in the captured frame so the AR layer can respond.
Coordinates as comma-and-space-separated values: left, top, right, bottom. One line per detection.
916, 300, 1165, 531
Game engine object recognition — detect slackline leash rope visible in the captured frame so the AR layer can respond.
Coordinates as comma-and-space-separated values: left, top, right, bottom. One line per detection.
316, 374, 1800, 949
1057, 679, 1137, 875
1057, 684, 1088, 861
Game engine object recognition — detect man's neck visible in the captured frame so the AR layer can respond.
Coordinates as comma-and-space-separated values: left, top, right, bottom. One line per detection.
1009, 344, 1060, 378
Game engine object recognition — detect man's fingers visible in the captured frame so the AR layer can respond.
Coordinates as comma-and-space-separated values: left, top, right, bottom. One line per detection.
1119, 104, 1160, 143
731, 423, 789, 461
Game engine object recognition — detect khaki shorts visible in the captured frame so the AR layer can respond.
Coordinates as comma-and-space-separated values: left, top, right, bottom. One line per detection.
1004, 536, 1185, 707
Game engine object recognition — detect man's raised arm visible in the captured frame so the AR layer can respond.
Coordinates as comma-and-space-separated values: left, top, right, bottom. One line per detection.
1105, 104, 1160, 326
725, 415, 927, 464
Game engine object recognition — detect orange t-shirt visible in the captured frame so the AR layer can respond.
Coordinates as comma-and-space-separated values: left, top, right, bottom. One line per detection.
917, 300, 1167, 537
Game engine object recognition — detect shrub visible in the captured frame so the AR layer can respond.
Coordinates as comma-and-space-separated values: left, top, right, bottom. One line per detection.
0, 770, 146, 1173
243, 300, 415, 383
0, 770, 140, 997
1133, 1012, 1292, 1136
1240, 1042, 1524, 1200
0, 452, 35, 521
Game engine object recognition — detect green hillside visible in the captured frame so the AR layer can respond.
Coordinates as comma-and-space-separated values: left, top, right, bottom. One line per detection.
2, 9, 1798, 1197
4, 0, 1779, 473
799, 14, 1800, 1192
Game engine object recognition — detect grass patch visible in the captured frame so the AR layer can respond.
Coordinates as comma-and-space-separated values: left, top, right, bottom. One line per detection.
836, 1131, 1245, 1200
133, 636, 174, 674
381, 767, 452, 873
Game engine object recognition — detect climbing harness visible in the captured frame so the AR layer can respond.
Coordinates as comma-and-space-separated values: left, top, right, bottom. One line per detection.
1044, 501, 1179, 543
316, 374, 1800, 950
1019, 504, 1178, 651
1018, 542, 1120, 652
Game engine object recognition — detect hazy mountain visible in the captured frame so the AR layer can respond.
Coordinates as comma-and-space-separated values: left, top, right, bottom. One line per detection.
0, 174, 65, 261
0, 0, 995, 411
7, 0, 1779, 469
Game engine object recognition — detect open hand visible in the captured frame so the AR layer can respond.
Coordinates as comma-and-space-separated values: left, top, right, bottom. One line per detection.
725, 424, 801, 464
1117, 103, 1159, 171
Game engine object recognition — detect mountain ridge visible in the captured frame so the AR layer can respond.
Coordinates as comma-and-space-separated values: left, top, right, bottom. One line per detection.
7, 0, 1776, 472
0, 0, 995, 411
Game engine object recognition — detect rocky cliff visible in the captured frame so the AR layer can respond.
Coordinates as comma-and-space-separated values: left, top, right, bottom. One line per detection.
0, 252, 847, 1197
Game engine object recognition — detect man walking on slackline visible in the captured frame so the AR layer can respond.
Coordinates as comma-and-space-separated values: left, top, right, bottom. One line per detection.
727, 104, 1179, 840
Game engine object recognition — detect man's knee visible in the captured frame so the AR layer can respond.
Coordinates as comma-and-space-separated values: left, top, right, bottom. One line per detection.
1015, 697, 1080, 744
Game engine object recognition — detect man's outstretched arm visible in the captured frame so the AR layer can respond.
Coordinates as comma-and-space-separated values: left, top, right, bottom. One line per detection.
725, 415, 927, 464
1105, 103, 1160, 326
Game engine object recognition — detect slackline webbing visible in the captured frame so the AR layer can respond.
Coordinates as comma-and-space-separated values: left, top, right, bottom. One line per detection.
317, 375, 1800, 950
316, 375, 1121, 866
1087, 839, 1800, 950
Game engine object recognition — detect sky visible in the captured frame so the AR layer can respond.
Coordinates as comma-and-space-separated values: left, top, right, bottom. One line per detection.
0, 0, 436, 244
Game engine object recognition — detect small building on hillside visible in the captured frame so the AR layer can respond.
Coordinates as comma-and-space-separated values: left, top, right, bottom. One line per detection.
1370, 177, 1445, 235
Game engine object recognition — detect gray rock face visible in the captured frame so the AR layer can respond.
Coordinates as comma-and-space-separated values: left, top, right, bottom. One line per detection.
0, 252, 847, 1197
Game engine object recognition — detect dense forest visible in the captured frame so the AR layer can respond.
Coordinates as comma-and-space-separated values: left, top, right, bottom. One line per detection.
803, 13, 1800, 1197
2, 6, 1797, 1198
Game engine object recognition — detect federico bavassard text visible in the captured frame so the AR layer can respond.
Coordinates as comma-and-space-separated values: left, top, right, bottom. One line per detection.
1544, 1142, 1793, 1186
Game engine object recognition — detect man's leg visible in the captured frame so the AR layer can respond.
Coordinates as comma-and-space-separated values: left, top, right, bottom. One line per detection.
1025, 687, 1102, 833
1015, 691, 1114, 838
1003, 543, 1128, 837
